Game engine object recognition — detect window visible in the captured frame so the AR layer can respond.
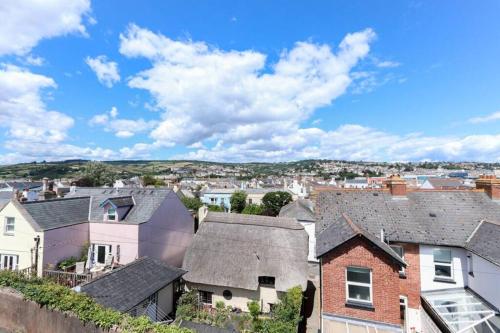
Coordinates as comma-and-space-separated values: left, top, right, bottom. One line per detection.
0, 254, 18, 270
4, 217, 15, 235
248, 198, 253, 204
346, 267, 372, 304
199, 290, 213, 305
400, 296, 408, 330
223, 289, 232, 300
390, 245, 405, 275
258, 276, 276, 286
107, 208, 116, 221
210, 198, 216, 204
433, 248, 453, 280
467, 254, 474, 276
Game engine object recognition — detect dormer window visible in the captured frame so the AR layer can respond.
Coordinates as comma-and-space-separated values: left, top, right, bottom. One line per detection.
107, 207, 116, 221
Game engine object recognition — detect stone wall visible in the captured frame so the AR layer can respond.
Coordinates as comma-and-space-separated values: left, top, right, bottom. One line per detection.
0, 288, 111, 333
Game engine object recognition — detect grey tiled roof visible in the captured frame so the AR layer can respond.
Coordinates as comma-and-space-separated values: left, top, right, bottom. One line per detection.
81, 257, 186, 312
425, 178, 466, 188
279, 199, 315, 222
100, 196, 134, 208
183, 212, 308, 292
66, 188, 171, 224
466, 221, 500, 267
316, 190, 500, 247
22, 197, 90, 230
5, 181, 43, 190
316, 214, 406, 266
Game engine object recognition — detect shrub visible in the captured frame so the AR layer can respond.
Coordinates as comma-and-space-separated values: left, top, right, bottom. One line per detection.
241, 204, 264, 215
0, 270, 192, 333
230, 191, 247, 213
261, 191, 292, 216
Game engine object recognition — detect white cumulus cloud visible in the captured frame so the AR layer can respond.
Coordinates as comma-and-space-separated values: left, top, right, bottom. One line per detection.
468, 111, 500, 124
89, 106, 156, 138
0, 0, 92, 56
120, 24, 376, 148
85, 55, 121, 88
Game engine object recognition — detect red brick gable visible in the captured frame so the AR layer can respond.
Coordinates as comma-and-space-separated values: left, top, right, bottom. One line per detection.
321, 236, 402, 326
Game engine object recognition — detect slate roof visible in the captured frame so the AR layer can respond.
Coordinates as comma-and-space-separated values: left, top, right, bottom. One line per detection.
183, 212, 308, 292
466, 221, 500, 267
316, 213, 406, 266
5, 181, 43, 190
21, 197, 90, 231
425, 178, 467, 189
279, 199, 315, 222
316, 190, 500, 248
100, 196, 134, 208
66, 188, 171, 224
81, 257, 186, 312
0, 191, 13, 206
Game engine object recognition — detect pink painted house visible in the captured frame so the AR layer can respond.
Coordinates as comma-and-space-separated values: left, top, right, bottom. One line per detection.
66, 188, 194, 269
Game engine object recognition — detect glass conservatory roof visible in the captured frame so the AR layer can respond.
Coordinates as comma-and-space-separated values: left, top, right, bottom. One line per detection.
422, 289, 500, 333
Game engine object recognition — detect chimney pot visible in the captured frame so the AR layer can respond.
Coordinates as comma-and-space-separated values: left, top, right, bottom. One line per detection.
385, 174, 407, 196
476, 175, 500, 200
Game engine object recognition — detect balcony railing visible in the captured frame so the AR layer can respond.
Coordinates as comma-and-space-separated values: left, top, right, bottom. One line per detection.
42, 269, 92, 287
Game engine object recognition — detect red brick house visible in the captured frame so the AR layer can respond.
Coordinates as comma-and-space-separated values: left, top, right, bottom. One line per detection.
315, 175, 500, 333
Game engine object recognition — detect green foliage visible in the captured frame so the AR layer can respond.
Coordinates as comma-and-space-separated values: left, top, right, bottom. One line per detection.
176, 291, 230, 329
181, 197, 203, 211
77, 161, 117, 187
255, 286, 303, 333
142, 174, 166, 187
0, 270, 192, 333
247, 300, 261, 321
230, 191, 247, 213
208, 205, 224, 212
241, 204, 264, 215
56, 256, 77, 270
176, 289, 199, 321
261, 191, 293, 216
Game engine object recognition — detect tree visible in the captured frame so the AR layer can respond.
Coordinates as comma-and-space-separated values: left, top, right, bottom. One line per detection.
208, 205, 224, 212
230, 190, 247, 213
77, 161, 116, 187
176, 289, 199, 321
241, 204, 264, 215
259, 286, 303, 333
181, 197, 203, 211
262, 191, 292, 216
142, 174, 166, 187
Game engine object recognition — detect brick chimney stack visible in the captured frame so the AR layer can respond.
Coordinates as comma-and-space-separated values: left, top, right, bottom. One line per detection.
385, 174, 407, 196
476, 175, 500, 200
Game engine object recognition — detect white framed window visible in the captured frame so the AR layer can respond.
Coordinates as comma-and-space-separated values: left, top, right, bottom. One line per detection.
346, 267, 372, 304
400, 295, 408, 331
433, 248, 453, 280
390, 245, 405, 275
107, 207, 116, 221
0, 254, 18, 270
4, 217, 15, 235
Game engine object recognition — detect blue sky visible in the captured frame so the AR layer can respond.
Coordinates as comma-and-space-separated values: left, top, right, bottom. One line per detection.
0, 0, 499, 163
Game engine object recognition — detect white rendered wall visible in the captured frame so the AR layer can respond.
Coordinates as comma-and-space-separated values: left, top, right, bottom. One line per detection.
419, 245, 468, 292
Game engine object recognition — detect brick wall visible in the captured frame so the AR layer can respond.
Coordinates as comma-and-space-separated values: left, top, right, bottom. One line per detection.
321, 236, 401, 326
394, 242, 421, 309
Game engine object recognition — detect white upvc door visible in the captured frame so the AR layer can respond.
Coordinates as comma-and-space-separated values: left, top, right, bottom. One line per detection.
91, 244, 112, 265
0, 254, 18, 270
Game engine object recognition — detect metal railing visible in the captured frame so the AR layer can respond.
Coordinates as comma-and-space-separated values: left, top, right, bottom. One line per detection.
42, 269, 92, 287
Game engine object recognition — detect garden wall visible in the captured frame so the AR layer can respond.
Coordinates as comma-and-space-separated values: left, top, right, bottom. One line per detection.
0, 288, 111, 333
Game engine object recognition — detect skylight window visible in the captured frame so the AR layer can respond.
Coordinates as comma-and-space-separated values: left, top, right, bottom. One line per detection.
423, 289, 500, 333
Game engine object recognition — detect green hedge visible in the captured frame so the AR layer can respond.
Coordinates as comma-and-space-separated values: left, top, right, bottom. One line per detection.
0, 270, 192, 333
